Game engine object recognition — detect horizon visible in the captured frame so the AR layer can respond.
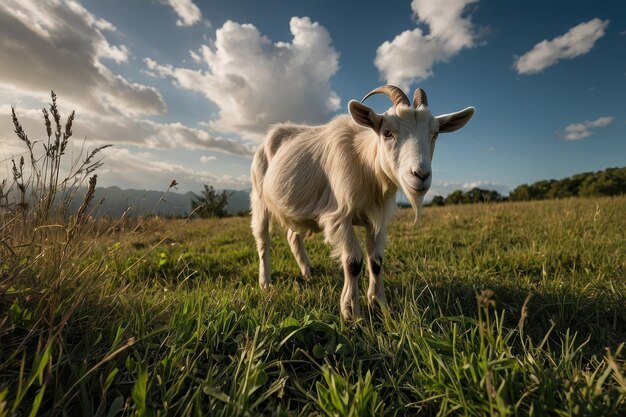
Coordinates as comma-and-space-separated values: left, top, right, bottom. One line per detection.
1, 0, 625, 198
98, 164, 626, 196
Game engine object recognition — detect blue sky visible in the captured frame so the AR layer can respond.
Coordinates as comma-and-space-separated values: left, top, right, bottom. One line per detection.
0, 0, 624, 197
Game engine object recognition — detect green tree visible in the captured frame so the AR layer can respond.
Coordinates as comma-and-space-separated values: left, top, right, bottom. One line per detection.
529, 180, 554, 200
579, 169, 626, 197
192, 185, 231, 218
509, 184, 531, 201
445, 190, 465, 205
509, 167, 626, 201
547, 177, 576, 199
431, 195, 445, 206
484, 189, 504, 203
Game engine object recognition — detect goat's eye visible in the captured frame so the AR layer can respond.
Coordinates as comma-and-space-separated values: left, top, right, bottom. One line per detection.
382, 129, 394, 140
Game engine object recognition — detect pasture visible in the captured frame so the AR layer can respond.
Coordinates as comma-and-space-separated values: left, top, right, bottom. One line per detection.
1, 197, 625, 416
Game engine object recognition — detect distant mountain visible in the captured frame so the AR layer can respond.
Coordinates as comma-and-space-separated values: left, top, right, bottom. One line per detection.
224, 189, 252, 214
68, 186, 251, 218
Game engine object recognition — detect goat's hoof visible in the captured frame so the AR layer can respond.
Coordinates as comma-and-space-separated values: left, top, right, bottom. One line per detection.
340, 304, 362, 321
259, 277, 272, 289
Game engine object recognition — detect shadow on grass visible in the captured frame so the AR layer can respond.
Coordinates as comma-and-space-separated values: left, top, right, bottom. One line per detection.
383, 277, 626, 353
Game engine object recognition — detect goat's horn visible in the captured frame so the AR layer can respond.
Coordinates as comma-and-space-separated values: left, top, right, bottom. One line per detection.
413, 88, 428, 108
361, 85, 410, 108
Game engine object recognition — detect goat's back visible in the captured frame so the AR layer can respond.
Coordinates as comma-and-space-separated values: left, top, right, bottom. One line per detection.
251, 116, 385, 233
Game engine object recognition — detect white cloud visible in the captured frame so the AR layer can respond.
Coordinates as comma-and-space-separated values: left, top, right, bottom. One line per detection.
200, 155, 216, 163
375, 0, 480, 91
559, 116, 613, 141
0, 1, 258, 194
425, 179, 507, 197
514, 18, 609, 75
0, 0, 166, 117
161, 0, 203, 27
0, 139, 249, 196
461, 180, 504, 190
99, 148, 250, 191
0, 1, 254, 165
0, 103, 255, 156
0, 110, 252, 194
145, 16, 340, 141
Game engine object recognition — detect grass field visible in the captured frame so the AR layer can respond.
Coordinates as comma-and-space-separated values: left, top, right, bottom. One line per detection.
1, 197, 625, 416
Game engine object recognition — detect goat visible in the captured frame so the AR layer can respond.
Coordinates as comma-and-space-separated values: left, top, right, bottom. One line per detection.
250, 85, 475, 319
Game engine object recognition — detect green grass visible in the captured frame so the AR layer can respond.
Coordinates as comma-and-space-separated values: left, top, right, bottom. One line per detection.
1, 197, 625, 416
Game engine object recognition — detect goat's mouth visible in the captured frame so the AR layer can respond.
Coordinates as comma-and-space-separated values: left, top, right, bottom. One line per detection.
401, 176, 430, 195
398, 178, 427, 217
405, 183, 428, 193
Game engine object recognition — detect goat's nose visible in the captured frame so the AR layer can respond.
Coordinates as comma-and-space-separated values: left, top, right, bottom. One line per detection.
411, 168, 431, 180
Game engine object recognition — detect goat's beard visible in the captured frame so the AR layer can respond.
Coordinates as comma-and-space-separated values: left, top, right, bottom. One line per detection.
403, 189, 425, 224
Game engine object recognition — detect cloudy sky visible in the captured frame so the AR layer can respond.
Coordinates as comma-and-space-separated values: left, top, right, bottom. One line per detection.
1, 0, 624, 197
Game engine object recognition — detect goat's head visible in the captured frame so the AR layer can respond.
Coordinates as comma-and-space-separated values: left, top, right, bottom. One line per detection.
348, 85, 474, 210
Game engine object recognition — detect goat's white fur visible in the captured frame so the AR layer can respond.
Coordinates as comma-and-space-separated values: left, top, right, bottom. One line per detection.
250, 88, 474, 319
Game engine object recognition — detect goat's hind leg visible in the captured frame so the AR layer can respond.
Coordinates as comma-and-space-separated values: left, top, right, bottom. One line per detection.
251, 201, 271, 289
287, 229, 312, 280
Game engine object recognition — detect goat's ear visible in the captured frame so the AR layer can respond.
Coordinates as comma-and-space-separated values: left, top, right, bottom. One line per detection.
437, 107, 475, 133
349, 100, 383, 133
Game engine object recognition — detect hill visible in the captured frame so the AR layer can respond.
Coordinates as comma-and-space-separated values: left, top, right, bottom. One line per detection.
67, 186, 251, 217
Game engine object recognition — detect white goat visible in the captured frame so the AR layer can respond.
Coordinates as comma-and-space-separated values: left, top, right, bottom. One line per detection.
250, 85, 475, 319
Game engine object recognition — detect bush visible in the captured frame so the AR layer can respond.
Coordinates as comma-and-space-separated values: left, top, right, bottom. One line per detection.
191, 185, 231, 218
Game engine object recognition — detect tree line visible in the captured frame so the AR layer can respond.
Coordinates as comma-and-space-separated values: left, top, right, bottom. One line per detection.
428, 166, 626, 206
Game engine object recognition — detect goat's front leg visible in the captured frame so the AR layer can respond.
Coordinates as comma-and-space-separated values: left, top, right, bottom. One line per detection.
340, 253, 362, 320
366, 226, 387, 308
323, 216, 363, 320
